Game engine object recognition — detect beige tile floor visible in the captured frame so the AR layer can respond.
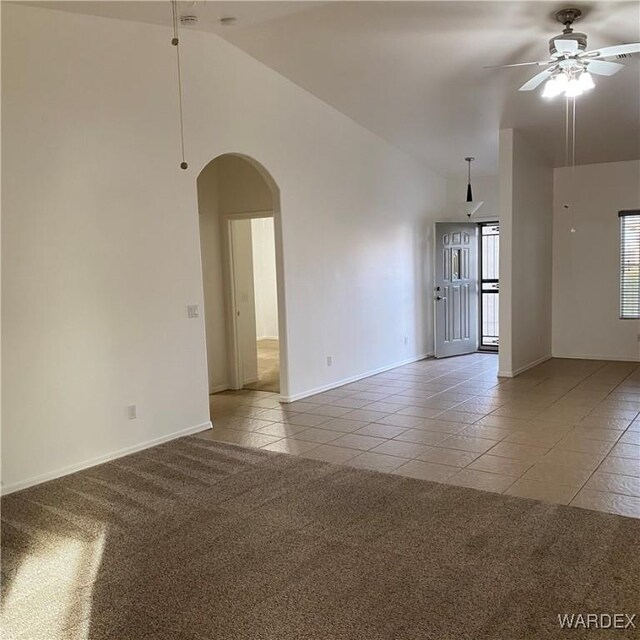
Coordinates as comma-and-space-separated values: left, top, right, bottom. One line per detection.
244, 339, 280, 393
205, 354, 640, 519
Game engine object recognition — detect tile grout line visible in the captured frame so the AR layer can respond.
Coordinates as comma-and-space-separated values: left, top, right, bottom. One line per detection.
209, 355, 639, 516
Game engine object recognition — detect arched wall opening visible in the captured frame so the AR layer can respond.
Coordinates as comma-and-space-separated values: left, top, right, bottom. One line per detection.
196, 153, 289, 400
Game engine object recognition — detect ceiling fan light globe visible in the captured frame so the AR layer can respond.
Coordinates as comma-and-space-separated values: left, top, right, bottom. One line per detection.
556, 73, 569, 88
578, 71, 595, 90
565, 78, 583, 97
542, 78, 563, 98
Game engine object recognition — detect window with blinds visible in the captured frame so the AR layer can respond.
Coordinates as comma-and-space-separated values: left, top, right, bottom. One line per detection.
620, 210, 640, 319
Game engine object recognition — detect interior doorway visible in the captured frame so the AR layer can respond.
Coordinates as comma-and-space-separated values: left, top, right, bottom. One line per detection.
197, 154, 288, 399
231, 216, 280, 393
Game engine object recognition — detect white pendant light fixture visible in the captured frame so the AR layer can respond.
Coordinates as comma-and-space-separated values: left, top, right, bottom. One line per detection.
460, 157, 484, 218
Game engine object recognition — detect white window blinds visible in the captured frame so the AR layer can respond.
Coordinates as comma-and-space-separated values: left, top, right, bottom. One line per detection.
620, 210, 640, 320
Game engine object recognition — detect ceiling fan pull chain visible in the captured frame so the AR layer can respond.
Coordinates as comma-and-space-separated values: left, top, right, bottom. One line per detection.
565, 97, 570, 168
572, 96, 576, 173
570, 96, 577, 232
171, 0, 188, 170
562, 95, 576, 233
563, 96, 578, 233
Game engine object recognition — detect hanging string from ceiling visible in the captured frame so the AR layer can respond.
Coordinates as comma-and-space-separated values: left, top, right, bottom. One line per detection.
171, 0, 188, 170
563, 95, 577, 233
571, 96, 576, 233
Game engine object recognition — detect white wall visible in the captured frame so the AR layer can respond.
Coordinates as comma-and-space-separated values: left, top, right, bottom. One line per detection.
197, 162, 226, 392
553, 160, 640, 362
252, 218, 279, 340
215, 154, 273, 215
1, 4, 444, 491
499, 129, 553, 376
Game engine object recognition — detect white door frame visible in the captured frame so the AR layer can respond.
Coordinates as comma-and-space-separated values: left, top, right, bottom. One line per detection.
221, 209, 287, 396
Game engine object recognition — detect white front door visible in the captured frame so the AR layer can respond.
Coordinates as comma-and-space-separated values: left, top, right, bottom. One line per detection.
434, 222, 478, 358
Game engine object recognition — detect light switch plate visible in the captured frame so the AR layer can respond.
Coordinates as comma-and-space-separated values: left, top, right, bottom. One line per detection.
187, 305, 199, 319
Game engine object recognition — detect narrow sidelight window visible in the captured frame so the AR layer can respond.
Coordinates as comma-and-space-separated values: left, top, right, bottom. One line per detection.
620, 210, 640, 319
479, 222, 499, 349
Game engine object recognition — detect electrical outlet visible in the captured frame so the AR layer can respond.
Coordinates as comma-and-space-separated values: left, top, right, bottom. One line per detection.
127, 404, 138, 420
326, 355, 333, 367
187, 305, 199, 319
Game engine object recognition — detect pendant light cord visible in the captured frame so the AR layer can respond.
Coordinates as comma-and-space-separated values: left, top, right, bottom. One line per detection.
171, 0, 188, 170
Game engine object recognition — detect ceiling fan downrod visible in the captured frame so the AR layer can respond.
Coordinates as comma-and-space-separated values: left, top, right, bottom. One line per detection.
555, 7, 582, 35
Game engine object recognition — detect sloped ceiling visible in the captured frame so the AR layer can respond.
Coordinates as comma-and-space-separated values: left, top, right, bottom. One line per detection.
25, 1, 640, 176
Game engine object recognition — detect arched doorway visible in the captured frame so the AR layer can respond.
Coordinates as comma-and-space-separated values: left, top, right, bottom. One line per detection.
196, 154, 288, 401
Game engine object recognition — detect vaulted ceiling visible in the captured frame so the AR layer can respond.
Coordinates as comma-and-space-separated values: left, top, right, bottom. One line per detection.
29, 1, 640, 176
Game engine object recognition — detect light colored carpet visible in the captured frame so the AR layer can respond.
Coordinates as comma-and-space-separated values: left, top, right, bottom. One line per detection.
2, 436, 639, 639
244, 338, 279, 393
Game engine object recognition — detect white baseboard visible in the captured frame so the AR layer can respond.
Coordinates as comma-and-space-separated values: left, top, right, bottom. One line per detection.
551, 352, 640, 363
498, 354, 552, 378
1, 420, 213, 496
280, 352, 433, 403
209, 383, 229, 394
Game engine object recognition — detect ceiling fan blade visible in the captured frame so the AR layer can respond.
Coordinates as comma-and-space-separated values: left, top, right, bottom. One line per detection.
484, 60, 551, 69
586, 59, 625, 76
518, 68, 553, 91
582, 43, 640, 59
554, 39, 580, 55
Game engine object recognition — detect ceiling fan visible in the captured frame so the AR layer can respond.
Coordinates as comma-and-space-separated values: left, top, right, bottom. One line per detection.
486, 8, 640, 98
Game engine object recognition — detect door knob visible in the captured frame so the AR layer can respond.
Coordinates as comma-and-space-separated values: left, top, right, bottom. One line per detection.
436, 296, 442, 301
